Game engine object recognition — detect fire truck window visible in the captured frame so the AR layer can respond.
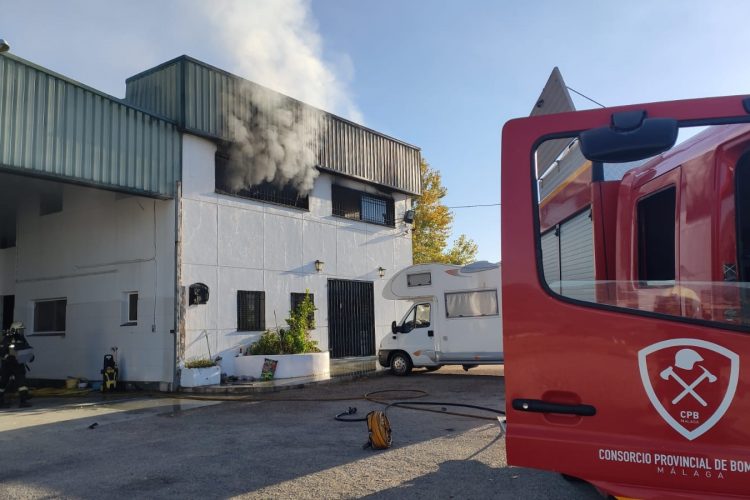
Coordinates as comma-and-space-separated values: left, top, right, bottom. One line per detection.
534, 125, 750, 327
736, 152, 750, 281
637, 187, 676, 282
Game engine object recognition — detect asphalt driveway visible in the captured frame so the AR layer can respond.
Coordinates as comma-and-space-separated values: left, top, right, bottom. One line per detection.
0, 366, 600, 499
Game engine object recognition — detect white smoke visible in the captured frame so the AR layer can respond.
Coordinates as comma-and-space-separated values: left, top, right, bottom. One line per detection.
201, 0, 362, 195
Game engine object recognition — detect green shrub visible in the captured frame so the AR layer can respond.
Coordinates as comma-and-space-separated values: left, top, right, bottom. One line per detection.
185, 358, 216, 369
248, 329, 282, 355
247, 290, 319, 355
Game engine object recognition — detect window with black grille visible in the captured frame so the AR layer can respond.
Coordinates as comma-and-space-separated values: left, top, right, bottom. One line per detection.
291, 292, 315, 323
332, 185, 394, 227
237, 291, 265, 331
215, 152, 309, 210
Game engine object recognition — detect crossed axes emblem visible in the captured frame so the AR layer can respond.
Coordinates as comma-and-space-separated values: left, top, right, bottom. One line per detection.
659, 349, 717, 407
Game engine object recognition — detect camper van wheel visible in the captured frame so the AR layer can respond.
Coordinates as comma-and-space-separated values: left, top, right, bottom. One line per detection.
390, 352, 413, 376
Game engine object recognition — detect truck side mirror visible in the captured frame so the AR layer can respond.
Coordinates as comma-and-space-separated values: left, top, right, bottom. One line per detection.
391, 320, 399, 334
579, 110, 678, 163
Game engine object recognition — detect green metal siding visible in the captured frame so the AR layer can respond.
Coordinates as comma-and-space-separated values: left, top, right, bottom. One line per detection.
0, 54, 181, 198
126, 56, 421, 195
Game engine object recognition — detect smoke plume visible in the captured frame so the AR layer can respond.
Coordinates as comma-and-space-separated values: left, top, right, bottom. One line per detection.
202, 0, 362, 195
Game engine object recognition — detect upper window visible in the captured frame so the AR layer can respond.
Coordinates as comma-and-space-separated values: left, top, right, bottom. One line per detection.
445, 290, 499, 318
215, 152, 309, 210
34, 298, 67, 334
332, 185, 395, 227
407, 272, 431, 287
238, 290, 265, 331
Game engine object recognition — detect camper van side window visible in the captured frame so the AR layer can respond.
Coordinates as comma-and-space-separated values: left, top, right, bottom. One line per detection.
407, 272, 431, 287
415, 303, 431, 327
402, 303, 431, 332
445, 290, 498, 318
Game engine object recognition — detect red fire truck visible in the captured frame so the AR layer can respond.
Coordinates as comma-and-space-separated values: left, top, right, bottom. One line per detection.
501, 95, 750, 498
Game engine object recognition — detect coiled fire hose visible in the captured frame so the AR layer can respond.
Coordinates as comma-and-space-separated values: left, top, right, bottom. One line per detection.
334, 389, 505, 450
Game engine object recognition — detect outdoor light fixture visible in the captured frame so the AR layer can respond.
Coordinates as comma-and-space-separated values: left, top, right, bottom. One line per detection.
0, 40, 10, 54
403, 209, 415, 224
378, 267, 386, 278
314, 260, 324, 273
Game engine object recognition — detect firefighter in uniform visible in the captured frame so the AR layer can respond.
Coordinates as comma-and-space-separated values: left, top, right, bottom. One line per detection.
0, 322, 33, 408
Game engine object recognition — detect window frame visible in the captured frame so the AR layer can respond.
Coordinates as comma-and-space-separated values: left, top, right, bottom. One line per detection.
121, 292, 138, 326
237, 290, 266, 332
444, 290, 499, 319
331, 184, 395, 227
529, 123, 750, 333
33, 298, 67, 335
290, 292, 315, 324
407, 272, 432, 287
400, 302, 432, 332
214, 152, 310, 210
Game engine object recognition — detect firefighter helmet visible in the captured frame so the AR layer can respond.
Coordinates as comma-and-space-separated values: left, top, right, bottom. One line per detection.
674, 348, 703, 370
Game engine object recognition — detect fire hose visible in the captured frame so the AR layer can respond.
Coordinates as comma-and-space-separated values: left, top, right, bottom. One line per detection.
334, 389, 505, 450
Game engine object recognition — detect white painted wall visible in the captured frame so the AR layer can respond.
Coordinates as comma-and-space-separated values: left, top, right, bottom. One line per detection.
5, 179, 175, 384
181, 134, 413, 375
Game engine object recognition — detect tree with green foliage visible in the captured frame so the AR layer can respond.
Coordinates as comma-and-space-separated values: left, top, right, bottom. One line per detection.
412, 159, 479, 265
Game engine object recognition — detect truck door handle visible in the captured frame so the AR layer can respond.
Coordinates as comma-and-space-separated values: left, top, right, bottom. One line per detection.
427, 330, 434, 337
512, 399, 596, 417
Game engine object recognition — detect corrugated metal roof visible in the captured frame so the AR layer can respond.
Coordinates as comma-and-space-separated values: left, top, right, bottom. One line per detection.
126, 56, 421, 195
531, 67, 576, 177
0, 54, 181, 198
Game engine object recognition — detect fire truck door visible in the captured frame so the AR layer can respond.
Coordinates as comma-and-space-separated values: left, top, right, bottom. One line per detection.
501, 97, 750, 499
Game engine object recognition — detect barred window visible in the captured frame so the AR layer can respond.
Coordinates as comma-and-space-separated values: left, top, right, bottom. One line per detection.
238, 291, 265, 331
215, 153, 309, 210
291, 293, 315, 324
332, 185, 394, 227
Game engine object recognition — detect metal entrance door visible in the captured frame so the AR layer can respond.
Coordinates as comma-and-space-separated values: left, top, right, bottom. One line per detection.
327, 279, 375, 358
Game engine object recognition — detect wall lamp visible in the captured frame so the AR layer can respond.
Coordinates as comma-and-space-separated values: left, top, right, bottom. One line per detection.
314, 259, 324, 273
403, 209, 415, 224
378, 267, 386, 278
0, 40, 10, 54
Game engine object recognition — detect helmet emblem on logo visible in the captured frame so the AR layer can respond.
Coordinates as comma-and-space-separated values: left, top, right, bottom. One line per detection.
638, 339, 739, 441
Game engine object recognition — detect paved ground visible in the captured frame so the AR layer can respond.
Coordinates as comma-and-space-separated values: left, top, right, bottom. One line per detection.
0, 366, 601, 499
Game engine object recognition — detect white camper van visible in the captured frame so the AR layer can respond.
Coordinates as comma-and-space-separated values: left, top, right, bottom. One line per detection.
378, 261, 502, 375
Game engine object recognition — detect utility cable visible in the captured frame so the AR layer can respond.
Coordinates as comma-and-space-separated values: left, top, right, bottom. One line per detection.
566, 86, 606, 108
446, 203, 501, 209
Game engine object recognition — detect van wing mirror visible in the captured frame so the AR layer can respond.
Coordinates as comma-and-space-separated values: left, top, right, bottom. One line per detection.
391, 320, 400, 334
579, 110, 678, 163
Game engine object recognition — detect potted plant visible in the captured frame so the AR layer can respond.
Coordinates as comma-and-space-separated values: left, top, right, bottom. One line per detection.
180, 357, 221, 387
180, 332, 221, 387
235, 291, 330, 380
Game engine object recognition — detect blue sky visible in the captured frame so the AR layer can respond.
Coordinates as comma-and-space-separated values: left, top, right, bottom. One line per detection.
3, 1, 750, 261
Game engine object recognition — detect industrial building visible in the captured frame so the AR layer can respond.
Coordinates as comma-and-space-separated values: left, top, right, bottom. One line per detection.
0, 54, 420, 389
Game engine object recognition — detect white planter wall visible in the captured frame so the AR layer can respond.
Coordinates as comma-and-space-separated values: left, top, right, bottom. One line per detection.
234, 352, 330, 379
181, 135, 412, 375
180, 366, 221, 387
